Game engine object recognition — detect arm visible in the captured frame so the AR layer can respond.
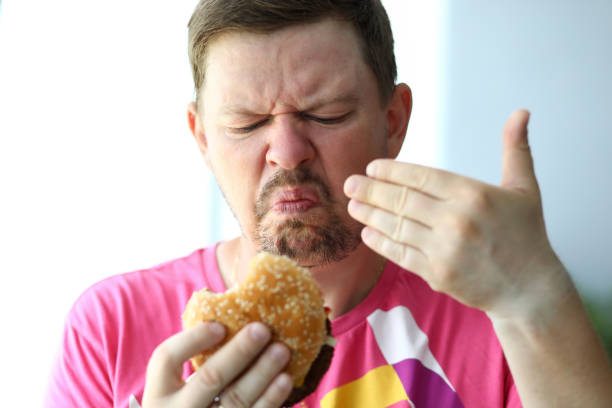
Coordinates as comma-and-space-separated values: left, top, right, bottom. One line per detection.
44, 314, 113, 407
490, 268, 612, 407
344, 110, 612, 406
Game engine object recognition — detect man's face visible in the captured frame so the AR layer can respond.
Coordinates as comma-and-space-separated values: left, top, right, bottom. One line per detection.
197, 19, 394, 267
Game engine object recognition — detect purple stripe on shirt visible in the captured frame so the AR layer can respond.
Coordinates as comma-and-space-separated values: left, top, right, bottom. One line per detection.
393, 359, 465, 408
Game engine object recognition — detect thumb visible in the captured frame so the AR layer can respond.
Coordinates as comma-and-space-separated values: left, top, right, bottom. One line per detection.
501, 109, 539, 193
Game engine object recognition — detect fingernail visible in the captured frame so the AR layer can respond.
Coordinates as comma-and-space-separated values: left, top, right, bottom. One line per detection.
361, 227, 374, 242
276, 373, 293, 391
208, 321, 226, 336
249, 322, 270, 342
344, 177, 358, 195
347, 199, 360, 213
269, 343, 290, 363
366, 162, 378, 176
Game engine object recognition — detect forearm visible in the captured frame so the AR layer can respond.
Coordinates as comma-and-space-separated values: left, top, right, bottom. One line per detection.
490, 272, 612, 407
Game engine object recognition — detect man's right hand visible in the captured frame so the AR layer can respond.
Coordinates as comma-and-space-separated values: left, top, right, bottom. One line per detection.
142, 321, 293, 408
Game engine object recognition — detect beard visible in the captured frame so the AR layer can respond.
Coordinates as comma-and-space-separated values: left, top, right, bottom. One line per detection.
253, 167, 362, 267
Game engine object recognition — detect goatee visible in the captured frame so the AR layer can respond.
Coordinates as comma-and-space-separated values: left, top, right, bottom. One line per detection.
254, 168, 361, 267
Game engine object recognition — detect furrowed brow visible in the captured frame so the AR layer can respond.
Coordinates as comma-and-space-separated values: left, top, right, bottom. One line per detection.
219, 93, 360, 117
220, 105, 264, 116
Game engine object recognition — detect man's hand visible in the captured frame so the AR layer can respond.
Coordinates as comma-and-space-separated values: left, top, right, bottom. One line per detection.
345, 110, 612, 406
344, 110, 569, 318
142, 321, 292, 408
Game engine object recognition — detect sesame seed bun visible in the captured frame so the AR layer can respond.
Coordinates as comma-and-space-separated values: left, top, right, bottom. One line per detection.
182, 252, 334, 404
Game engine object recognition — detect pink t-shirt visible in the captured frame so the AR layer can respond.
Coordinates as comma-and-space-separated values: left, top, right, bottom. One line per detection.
45, 244, 521, 407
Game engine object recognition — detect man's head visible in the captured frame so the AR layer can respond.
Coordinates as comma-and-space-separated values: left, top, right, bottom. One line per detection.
186, 1, 412, 267
188, 0, 397, 108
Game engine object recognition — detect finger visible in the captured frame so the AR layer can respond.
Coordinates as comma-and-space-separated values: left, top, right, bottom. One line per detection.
364, 159, 464, 200
145, 321, 227, 397
348, 199, 431, 248
361, 226, 429, 277
252, 373, 294, 408
221, 343, 291, 407
344, 175, 440, 227
177, 322, 271, 406
501, 109, 539, 193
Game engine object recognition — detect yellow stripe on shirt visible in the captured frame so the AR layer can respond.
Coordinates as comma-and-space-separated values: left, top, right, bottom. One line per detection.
320, 364, 410, 408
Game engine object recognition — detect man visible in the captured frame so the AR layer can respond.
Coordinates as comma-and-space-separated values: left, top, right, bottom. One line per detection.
46, 1, 612, 407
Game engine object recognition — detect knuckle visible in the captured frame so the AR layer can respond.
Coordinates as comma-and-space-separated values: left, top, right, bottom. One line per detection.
439, 264, 458, 284
148, 343, 173, 372
265, 343, 290, 368
236, 328, 265, 357
196, 365, 225, 389
411, 167, 429, 191
222, 388, 249, 408
465, 188, 492, 213
254, 376, 292, 408
381, 237, 401, 264
400, 246, 418, 271
364, 178, 376, 200
235, 338, 254, 358
254, 394, 278, 408
396, 186, 411, 214
450, 214, 481, 241
392, 216, 407, 242
431, 263, 458, 291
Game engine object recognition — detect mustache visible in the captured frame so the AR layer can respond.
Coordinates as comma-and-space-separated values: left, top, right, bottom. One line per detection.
255, 168, 332, 219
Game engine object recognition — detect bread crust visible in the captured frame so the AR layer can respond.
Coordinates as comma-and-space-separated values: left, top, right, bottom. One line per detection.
182, 252, 332, 400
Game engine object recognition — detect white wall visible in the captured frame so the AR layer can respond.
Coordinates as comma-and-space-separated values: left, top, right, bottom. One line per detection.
0, 0, 205, 403
439, 0, 612, 299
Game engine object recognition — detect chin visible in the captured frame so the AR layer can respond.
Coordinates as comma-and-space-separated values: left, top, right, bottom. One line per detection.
256, 218, 361, 267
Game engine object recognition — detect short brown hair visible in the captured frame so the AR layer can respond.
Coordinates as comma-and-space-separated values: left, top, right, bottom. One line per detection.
187, 0, 397, 106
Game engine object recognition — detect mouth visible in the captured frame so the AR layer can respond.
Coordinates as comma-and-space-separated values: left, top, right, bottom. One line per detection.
271, 187, 320, 215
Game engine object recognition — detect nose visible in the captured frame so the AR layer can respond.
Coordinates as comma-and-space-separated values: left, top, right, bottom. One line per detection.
265, 115, 315, 169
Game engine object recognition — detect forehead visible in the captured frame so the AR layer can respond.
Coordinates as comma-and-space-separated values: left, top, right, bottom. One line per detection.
200, 19, 375, 114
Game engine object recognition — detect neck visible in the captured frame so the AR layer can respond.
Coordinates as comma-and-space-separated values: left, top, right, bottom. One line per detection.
217, 237, 386, 319
309, 245, 386, 319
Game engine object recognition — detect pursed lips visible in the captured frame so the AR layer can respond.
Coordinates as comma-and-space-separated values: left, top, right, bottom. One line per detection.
271, 187, 320, 214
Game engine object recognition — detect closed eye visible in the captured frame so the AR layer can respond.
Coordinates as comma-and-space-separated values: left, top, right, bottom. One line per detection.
230, 118, 269, 134
228, 112, 351, 136
302, 112, 351, 125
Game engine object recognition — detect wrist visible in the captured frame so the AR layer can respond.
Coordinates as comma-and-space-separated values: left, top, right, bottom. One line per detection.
487, 253, 574, 330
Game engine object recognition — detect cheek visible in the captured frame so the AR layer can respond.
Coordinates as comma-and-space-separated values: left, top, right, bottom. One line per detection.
320, 125, 386, 174
208, 130, 262, 182
206, 141, 262, 223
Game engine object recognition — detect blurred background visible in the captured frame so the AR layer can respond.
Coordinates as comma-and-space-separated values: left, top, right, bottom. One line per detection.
0, 0, 610, 404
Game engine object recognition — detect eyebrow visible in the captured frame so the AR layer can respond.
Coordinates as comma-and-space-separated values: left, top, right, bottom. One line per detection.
220, 93, 360, 116
220, 105, 264, 116
304, 93, 360, 111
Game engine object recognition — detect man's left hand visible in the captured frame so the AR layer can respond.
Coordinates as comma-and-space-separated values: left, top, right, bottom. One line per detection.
344, 109, 571, 318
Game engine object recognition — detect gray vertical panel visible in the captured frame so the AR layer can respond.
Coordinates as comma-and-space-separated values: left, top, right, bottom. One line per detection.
441, 0, 612, 297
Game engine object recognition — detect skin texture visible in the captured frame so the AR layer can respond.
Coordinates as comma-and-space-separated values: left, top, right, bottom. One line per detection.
142, 18, 612, 408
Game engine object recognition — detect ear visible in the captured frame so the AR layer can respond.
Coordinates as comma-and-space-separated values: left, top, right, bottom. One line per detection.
385, 83, 412, 159
187, 102, 211, 166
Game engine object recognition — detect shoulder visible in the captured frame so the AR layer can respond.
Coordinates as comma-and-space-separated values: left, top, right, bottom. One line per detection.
66, 246, 216, 335
48, 244, 218, 407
